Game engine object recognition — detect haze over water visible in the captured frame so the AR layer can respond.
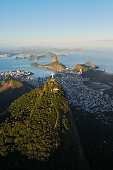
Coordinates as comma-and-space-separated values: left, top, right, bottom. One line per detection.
59, 49, 113, 72
0, 49, 113, 78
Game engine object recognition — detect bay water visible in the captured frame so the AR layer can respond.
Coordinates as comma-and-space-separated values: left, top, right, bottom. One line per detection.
0, 49, 113, 78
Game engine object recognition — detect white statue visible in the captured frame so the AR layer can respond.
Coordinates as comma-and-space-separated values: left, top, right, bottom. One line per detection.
52, 72, 54, 79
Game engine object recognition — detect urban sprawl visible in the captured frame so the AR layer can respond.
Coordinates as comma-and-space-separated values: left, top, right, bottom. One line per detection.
0, 69, 113, 123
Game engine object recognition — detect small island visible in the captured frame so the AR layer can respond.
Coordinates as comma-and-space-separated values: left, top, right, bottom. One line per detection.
15, 55, 39, 60
84, 61, 99, 68
31, 56, 66, 72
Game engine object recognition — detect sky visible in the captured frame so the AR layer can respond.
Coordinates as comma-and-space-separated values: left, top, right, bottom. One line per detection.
0, 0, 113, 48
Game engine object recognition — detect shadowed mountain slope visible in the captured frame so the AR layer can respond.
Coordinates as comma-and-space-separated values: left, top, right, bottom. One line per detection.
0, 79, 90, 170
0, 79, 33, 115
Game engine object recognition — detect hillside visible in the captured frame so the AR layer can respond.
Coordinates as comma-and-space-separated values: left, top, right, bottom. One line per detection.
0, 79, 33, 115
73, 64, 89, 72
73, 63, 98, 72
0, 78, 90, 170
0, 79, 23, 93
82, 69, 113, 85
44, 61, 66, 71
0, 79, 69, 158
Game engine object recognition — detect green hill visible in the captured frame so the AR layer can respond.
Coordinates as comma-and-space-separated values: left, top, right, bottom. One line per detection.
0, 79, 33, 115
73, 64, 89, 72
0, 79, 69, 159
0, 79, 23, 93
0, 79, 90, 170
73, 63, 99, 72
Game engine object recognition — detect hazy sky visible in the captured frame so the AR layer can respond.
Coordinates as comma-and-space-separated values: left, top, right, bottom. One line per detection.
0, 0, 113, 48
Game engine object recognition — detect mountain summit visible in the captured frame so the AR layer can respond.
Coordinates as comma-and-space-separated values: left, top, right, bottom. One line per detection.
52, 56, 58, 62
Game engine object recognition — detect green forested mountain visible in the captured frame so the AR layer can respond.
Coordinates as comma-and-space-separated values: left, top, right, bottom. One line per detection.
0, 79, 70, 168
0, 78, 89, 170
0, 79, 33, 115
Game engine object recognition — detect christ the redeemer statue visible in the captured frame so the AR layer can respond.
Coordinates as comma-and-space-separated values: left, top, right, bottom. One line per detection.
52, 72, 54, 79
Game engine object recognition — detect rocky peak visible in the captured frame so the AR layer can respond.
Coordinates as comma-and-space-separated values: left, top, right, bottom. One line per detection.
52, 56, 58, 63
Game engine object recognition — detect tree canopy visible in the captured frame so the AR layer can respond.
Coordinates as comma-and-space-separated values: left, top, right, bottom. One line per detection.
0, 79, 69, 161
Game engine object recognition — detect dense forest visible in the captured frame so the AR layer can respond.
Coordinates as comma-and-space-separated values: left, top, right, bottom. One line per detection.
1, 77, 113, 170
0, 78, 87, 170
0, 79, 33, 116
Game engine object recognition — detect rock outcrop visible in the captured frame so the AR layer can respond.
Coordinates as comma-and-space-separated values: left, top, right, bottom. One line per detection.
52, 56, 58, 62
31, 56, 66, 72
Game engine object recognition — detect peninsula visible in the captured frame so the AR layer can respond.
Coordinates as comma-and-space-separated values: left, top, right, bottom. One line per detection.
73, 62, 99, 72
31, 56, 66, 72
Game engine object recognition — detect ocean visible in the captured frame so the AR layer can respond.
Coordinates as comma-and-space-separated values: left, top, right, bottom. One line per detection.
0, 49, 113, 78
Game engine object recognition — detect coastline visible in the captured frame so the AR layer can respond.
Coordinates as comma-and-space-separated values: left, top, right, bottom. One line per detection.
1, 68, 113, 114
0, 49, 113, 78
105, 71, 113, 75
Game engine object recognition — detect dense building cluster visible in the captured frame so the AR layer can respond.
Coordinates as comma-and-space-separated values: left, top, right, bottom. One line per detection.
0, 70, 32, 80
1, 69, 113, 116
55, 71, 113, 114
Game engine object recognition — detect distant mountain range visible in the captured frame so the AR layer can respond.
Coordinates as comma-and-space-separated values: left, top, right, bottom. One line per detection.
15, 52, 57, 60
0, 48, 90, 59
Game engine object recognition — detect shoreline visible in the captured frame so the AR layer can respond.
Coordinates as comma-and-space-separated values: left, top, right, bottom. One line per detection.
0, 70, 33, 80
1, 67, 113, 80
105, 71, 113, 75
1, 68, 113, 115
